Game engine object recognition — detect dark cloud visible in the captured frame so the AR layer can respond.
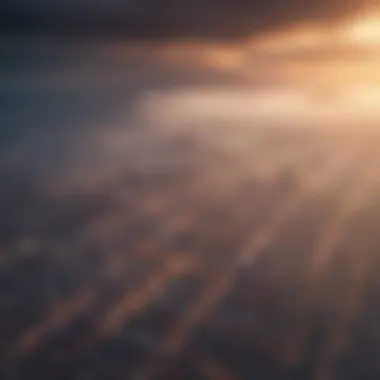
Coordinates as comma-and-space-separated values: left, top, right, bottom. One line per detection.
0, 0, 369, 41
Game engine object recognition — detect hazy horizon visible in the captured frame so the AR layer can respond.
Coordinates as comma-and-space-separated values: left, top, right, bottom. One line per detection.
2, 2, 380, 380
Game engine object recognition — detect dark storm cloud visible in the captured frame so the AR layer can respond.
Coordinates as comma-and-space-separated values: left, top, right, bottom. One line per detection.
0, 0, 369, 40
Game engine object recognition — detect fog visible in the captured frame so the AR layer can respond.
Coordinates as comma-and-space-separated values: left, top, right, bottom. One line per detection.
2, 39, 380, 380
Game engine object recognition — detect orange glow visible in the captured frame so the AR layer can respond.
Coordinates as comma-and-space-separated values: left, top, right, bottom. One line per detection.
251, 25, 332, 54
155, 43, 245, 71
153, 10, 380, 94
345, 15, 380, 44
201, 48, 246, 70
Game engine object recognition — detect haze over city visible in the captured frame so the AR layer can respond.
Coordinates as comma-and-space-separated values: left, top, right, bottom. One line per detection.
2, 1, 380, 379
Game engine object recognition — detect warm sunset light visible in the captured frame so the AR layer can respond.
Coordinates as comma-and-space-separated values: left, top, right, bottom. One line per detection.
345, 15, 380, 44
204, 48, 246, 70
251, 26, 330, 54
6, 1, 380, 380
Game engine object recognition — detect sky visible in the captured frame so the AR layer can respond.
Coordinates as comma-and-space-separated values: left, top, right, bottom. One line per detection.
0, 0, 374, 40
3, 0, 380, 92
3, 0, 380, 176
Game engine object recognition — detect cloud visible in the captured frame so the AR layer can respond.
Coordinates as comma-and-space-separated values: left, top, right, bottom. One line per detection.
0, 0, 372, 41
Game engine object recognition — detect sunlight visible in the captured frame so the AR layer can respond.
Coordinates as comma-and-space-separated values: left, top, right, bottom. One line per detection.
203, 48, 246, 70
156, 43, 246, 72
345, 15, 380, 44
344, 85, 380, 107
135, 86, 380, 133
251, 26, 329, 54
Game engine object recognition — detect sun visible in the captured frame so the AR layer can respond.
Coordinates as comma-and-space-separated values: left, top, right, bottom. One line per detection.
345, 16, 380, 44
